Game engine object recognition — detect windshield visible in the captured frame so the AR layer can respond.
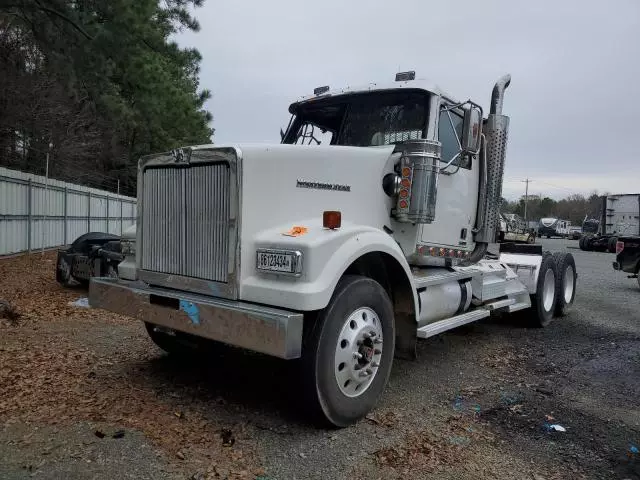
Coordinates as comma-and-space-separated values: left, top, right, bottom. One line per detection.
283, 91, 429, 147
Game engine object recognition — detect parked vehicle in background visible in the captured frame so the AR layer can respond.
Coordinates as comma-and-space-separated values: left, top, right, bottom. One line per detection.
582, 218, 599, 235
580, 194, 640, 253
499, 213, 535, 244
568, 227, 582, 240
88, 73, 578, 427
612, 235, 640, 289
538, 218, 571, 238
56, 232, 124, 287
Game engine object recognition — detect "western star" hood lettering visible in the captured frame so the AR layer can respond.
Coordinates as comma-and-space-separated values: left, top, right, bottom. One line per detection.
296, 179, 351, 192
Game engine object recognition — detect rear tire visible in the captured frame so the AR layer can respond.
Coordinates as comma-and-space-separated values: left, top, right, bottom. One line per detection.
302, 275, 395, 427
585, 236, 594, 251
527, 254, 558, 327
552, 252, 576, 316
607, 236, 617, 253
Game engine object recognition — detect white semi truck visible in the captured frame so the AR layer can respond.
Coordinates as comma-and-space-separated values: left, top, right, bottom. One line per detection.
89, 72, 578, 427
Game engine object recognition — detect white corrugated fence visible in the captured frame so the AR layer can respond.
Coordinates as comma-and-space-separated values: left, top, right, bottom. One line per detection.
0, 166, 137, 256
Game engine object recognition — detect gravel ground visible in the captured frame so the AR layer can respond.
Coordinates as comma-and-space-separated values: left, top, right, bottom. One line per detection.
1, 239, 639, 480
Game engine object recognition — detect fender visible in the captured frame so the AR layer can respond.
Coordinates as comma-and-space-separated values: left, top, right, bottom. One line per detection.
240, 218, 419, 317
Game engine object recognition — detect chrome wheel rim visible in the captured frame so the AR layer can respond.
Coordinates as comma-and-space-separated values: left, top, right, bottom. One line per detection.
334, 307, 383, 398
543, 268, 555, 312
563, 265, 575, 304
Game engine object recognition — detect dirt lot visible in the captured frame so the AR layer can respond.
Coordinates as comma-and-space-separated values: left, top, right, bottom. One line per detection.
1, 239, 639, 480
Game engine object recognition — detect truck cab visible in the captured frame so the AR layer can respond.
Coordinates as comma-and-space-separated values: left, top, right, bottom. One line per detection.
281, 80, 480, 255
89, 72, 577, 427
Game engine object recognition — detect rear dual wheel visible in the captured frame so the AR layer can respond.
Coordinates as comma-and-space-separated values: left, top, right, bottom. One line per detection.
527, 253, 557, 327
528, 252, 576, 327
552, 252, 576, 316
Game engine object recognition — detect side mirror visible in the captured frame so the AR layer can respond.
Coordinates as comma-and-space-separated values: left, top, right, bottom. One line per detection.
461, 106, 482, 154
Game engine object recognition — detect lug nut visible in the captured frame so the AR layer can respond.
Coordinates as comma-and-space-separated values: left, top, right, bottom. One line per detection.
373, 338, 382, 344
359, 370, 370, 377
353, 352, 363, 360
371, 362, 379, 368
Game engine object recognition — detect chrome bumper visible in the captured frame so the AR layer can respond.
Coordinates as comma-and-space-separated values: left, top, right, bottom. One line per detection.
88, 278, 304, 359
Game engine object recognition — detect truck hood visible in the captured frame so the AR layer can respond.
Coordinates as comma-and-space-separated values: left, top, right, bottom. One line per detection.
237, 143, 397, 230
235, 143, 402, 286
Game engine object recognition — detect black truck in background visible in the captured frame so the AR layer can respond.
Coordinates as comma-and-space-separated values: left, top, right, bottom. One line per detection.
56, 232, 123, 287
613, 236, 640, 289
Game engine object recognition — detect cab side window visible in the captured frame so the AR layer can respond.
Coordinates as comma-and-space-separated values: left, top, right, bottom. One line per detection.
438, 107, 471, 169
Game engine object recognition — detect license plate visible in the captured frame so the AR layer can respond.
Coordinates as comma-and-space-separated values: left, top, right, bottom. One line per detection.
257, 251, 295, 273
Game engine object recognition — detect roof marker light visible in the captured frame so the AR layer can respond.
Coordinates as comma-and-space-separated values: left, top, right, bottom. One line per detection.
395, 71, 416, 82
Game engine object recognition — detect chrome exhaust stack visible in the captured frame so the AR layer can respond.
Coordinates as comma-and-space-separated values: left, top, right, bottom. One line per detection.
472, 74, 512, 248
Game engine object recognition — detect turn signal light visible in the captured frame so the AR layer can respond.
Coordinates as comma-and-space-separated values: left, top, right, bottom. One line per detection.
323, 211, 341, 230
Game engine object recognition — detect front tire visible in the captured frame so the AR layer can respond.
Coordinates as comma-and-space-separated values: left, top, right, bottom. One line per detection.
56, 254, 72, 286
527, 254, 558, 327
302, 275, 395, 427
552, 252, 576, 316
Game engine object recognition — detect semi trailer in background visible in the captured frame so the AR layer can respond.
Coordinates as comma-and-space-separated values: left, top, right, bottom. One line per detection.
580, 194, 640, 252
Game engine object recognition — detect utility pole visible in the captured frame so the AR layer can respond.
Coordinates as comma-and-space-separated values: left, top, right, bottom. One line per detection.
521, 178, 532, 222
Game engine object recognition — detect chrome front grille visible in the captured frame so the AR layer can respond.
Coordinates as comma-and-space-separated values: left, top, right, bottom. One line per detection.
141, 163, 230, 283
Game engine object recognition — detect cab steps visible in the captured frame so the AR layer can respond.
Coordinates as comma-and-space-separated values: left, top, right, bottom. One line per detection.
416, 297, 526, 339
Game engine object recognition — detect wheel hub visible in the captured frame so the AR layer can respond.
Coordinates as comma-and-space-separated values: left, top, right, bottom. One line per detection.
334, 307, 383, 398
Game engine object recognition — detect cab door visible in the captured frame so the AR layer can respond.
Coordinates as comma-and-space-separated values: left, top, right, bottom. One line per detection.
420, 102, 479, 248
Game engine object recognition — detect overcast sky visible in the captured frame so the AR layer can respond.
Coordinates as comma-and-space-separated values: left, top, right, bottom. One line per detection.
177, 0, 640, 200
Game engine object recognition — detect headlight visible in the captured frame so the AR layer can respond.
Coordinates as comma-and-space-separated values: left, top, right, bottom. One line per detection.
121, 239, 136, 256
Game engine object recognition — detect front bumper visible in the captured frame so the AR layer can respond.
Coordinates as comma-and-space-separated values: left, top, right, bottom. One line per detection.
89, 278, 304, 359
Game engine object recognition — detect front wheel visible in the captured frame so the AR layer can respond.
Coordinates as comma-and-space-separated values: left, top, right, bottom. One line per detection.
302, 275, 395, 427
